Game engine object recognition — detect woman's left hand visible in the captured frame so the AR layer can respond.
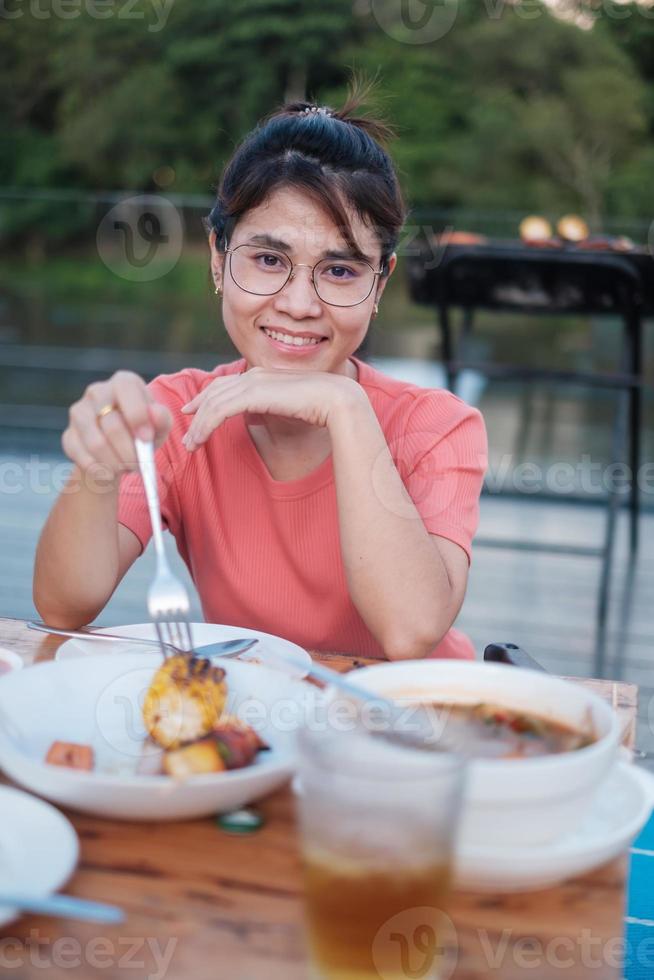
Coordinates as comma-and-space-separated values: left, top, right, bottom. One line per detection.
180, 367, 362, 450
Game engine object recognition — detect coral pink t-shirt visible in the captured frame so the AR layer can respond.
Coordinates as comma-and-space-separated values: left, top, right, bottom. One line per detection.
118, 357, 487, 660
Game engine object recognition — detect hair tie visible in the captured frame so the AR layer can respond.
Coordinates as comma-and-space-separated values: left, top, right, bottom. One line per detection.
302, 105, 332, 116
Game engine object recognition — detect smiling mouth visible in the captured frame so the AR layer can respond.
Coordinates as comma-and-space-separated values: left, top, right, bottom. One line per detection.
261, 326, 327, 347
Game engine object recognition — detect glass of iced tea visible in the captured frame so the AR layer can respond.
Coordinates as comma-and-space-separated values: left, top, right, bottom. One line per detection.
296, 722, 466, 980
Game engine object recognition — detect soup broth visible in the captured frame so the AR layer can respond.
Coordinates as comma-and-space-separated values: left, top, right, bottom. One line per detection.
422, 701, 595, 759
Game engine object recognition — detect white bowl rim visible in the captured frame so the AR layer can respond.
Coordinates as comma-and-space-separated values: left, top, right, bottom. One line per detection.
348, 658, 622, 773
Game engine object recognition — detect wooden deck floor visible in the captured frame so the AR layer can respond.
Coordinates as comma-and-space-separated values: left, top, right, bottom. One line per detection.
2, 450, 652, 759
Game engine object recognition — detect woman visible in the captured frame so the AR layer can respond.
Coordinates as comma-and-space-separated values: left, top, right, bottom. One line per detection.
34, 94, 487, 661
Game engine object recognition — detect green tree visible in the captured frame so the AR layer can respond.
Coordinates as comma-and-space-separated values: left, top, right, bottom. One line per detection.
517, 63, 646, 227
1, 0, 358, 193
1, 0, 652, 245
334, 0, 648, 225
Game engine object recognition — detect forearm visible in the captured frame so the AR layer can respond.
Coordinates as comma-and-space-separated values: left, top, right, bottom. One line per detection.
33, 467, 123, 627
328, 396, 458, 659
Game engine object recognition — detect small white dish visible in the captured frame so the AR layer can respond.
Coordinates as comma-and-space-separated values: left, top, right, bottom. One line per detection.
0, 785, 79, 927
455, 761, 654, 892
55, 622, 312, 678
0, 647, 24, 676
0, 652, 319, 821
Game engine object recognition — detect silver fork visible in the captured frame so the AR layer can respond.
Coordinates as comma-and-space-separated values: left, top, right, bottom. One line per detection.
135, 438, 194, 656
26, 622, 258, 659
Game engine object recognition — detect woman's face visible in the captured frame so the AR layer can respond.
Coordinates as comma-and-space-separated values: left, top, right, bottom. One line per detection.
209, 186, 396, 377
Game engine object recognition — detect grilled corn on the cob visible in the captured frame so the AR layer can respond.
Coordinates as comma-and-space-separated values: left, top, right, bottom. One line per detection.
143, 655, 227, 749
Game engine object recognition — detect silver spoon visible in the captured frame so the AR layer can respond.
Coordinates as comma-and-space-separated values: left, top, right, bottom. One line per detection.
0, 891, 124, 924
260, 647, 461, 753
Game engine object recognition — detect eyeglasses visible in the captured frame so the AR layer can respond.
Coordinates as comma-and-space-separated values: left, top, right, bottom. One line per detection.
225, 244, 382, 308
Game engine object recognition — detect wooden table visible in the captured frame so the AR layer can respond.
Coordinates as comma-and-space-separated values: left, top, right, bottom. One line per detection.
0, 617, 639, 979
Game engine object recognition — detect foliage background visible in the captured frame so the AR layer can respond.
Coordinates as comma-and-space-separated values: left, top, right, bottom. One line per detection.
1, 0, 653, 249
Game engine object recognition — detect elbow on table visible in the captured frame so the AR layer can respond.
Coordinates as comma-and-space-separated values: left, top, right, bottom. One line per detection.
32, 608, 93, 631
382, 625, 445, 662
32, 591, 99, 632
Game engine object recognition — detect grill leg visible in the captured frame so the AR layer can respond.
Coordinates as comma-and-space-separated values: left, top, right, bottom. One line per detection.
594, 380, 629, 678
438, 304, 456, 392
627, 310, 642, 554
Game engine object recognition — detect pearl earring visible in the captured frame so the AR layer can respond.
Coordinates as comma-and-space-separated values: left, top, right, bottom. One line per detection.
214, 285, 222, 295
372, 304, 379, 319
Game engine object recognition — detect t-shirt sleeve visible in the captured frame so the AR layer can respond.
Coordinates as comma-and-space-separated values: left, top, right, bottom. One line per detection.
116, 374, 189, 553
393, 392, 488, 562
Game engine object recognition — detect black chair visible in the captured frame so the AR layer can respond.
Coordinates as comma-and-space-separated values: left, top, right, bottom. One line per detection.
483, 642, 546, 671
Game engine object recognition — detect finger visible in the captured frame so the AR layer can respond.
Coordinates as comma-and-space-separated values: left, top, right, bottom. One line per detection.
180, 395, 199, 414
181, 376, 243, 414
62, 428, 118, 489
97, 408, 141, 470
111, 371, 156, 441
69, 399, 126, 472
84, 379, 116, 415
184, 391, 244, 449
62, 426, 96, 473
183, 395, 222, 449
184, 392, 231, 446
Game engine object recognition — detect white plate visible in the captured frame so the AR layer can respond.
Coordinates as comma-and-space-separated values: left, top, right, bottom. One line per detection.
455, 761, 654, 892
0, 785, 79, 927
0, 653, 320, 821
56, 622, 311, 677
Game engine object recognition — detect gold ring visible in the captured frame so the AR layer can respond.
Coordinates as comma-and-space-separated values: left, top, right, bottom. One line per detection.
96, 403, 116, 421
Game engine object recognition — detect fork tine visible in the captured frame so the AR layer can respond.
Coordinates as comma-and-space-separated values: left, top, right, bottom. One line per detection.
170, 620, 185, 654
162, 620, 180, 655
174, 619, 187, 654
159, 620, 172, 653
181, 619, 194, 653
161, 618, 192, 655
153, 620, 169, 660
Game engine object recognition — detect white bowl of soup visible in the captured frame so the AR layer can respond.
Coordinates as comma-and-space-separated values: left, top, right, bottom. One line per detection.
350, 660, 622, 848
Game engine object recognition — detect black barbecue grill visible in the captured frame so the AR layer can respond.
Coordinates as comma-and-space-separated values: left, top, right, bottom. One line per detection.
406, 239, 653, 674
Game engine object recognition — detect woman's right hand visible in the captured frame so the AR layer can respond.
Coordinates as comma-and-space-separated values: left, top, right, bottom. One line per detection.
62, 371, 173, 477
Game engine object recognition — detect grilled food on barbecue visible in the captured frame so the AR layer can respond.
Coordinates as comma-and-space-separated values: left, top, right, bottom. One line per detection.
143, 654, 228, 749
519, 215, 552, 243
557, 214, 589, 243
